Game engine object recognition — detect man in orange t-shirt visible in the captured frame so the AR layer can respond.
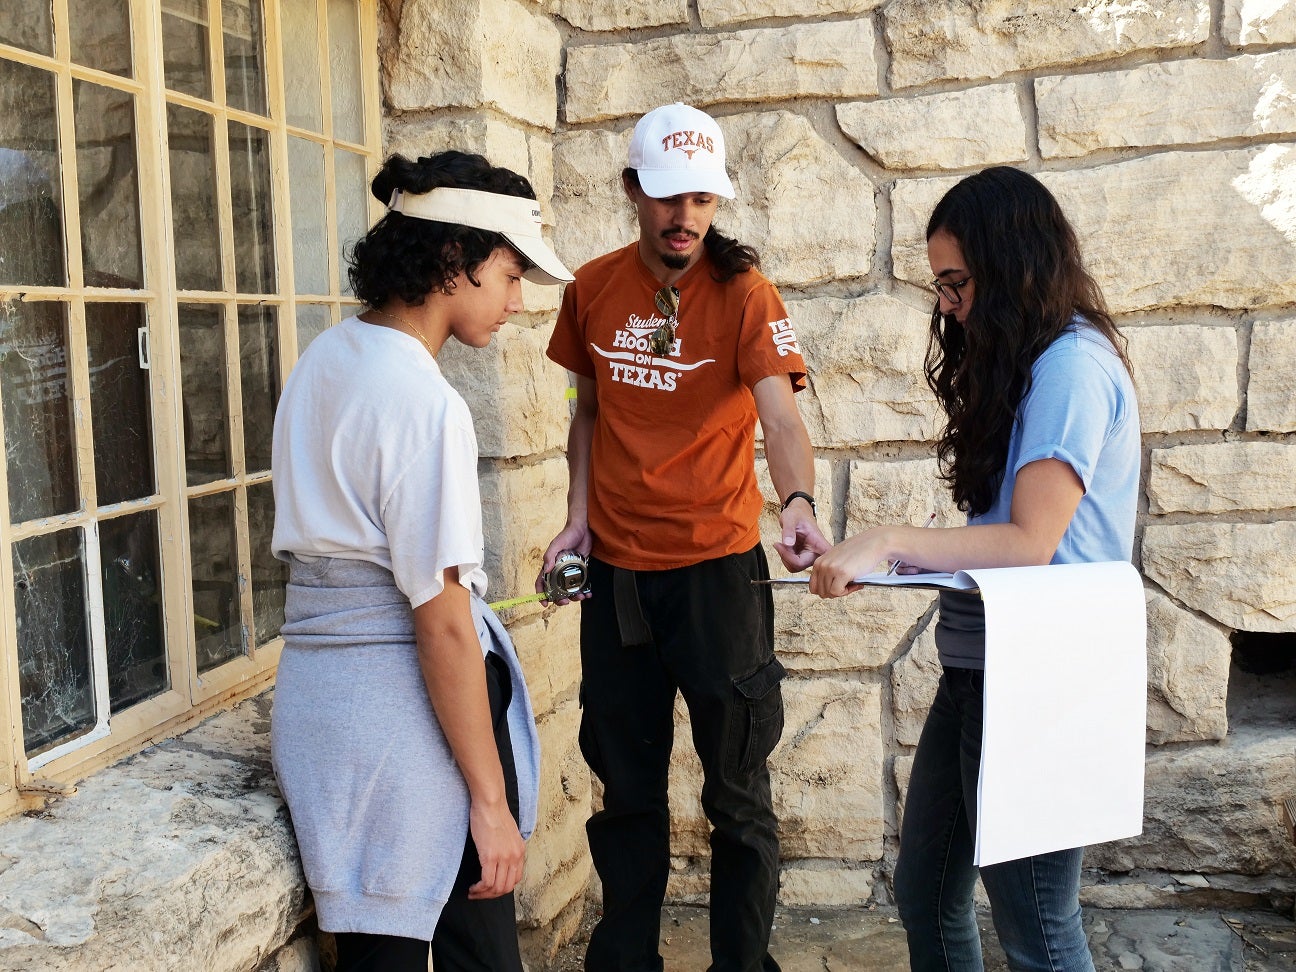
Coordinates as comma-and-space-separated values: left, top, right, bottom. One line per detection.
540, 103, 827, 972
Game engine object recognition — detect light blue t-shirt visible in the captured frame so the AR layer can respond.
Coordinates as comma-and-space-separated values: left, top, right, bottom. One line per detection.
936, 322, 1140, 668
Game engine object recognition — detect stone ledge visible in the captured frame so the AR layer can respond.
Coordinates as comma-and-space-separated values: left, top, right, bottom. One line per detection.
0, 692, 312, 972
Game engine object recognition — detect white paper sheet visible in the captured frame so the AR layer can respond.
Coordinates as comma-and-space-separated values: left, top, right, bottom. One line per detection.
964, 561, 1147, 867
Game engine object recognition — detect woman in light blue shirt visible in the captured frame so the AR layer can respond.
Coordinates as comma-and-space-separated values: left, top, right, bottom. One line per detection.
811, 167, 1138, 971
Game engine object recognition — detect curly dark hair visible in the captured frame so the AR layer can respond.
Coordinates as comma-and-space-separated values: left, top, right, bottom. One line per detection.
348, 151, 537, 308
924, 166, 1132, 518
622, 168, 760, 282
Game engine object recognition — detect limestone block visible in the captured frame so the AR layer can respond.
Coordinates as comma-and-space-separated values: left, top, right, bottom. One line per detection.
1085, 724, 1296, 876
1144, 590, 1231, 745
789, 294, 941, 449
516, 701, 593, 933
259, 937, 318, 972
388, 0, 560, 128
1148, 442, 1296, 514
1124, 325, 1238, 433
1224, 0, 1296, 45
478, 457, 572, 602
1041, 149, 1296, 314
439, 320, 573, 458
553, 112, 874, 288
505, 604, 582, 717
1143, 522, 1296, 633
772, 584, 935, 674
894, 752, 914, 824
891, 174, 961, 290
0, 695, 305, 970
699, 0, 882, 27
564, 20, 879, 123
837, 85, 1028, 171
845, 458, 962, 540
777, 862, 876, 907
892, 618, 939, 748
669, 678, 885, 860
885, 0, 1209, 90
1248, 319, 1296, 432
1036, 52, 1296, 158
544, 0, 686, 30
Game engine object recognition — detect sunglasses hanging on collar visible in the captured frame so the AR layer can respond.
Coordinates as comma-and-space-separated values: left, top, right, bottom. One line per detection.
650, 285, 680, 356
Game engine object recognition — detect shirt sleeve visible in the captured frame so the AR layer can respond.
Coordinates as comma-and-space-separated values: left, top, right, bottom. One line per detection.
546, 281, 596, 379
1014, 344, 1123, 492
736, 279, 807, 392
381, 403, 486, 607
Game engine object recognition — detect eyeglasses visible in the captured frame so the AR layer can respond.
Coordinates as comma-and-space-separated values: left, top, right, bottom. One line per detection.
930, 275, 972, 305
650, 285, 680, 356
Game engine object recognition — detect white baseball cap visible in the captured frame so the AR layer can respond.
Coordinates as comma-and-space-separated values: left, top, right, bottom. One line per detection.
627, 103, 735, 200
388, 186, 574, 285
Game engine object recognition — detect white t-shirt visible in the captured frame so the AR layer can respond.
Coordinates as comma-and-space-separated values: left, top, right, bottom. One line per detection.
271, 316, 488, 606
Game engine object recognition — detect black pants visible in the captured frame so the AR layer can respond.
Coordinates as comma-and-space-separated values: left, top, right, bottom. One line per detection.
579, 547, 785, 972
334, 652, 523, 972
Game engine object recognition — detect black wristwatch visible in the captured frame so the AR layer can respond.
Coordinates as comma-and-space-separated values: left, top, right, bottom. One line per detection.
781, 490, 816, 517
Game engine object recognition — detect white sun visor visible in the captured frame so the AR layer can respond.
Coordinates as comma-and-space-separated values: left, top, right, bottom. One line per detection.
387, 186, 574, 285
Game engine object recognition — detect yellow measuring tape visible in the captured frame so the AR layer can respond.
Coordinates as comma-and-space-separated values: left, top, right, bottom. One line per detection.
487, 592, 548, 611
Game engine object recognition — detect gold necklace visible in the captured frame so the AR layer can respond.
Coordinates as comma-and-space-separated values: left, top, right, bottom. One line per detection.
372, 308, 436, 358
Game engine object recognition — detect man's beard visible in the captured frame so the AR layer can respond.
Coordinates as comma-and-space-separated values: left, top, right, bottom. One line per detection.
661, 252, 690, 270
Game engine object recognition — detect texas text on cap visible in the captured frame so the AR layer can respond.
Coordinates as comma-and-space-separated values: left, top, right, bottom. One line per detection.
387, 186, 574, 285
627, 102, 735, 200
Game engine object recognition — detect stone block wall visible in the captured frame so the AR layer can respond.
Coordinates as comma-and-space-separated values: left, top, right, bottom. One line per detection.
377, 0, 1296, 955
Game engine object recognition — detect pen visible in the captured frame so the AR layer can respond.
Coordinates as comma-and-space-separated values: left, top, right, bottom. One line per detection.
886, 512, 937, 575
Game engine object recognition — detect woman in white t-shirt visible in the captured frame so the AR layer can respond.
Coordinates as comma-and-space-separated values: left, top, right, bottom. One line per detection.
270, 151, 571, 972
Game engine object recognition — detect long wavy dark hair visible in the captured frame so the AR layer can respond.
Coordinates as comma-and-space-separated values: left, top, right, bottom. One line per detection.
349, 151, 537, 308
622, 168, 760, 282
924, 166, 1132, 517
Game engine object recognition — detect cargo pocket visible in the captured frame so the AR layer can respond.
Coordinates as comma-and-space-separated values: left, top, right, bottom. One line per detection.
726, 657, 787, 778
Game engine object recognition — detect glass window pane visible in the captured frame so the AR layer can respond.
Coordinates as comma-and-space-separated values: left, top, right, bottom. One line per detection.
229, 121, 275, 293
0, 60, 66, 288
101, 511, 168, 710
0, 1, 53, 56
295, 303, 331, 354
69, 0, 132, 77
281, 0, 322, 132
75, 81, 144, 289
167, 104, 221, 292
162, 0, 212, 100
287, 136, 327, 295
223, 0, 267, 115
14, 529, 94, 757
238, 305, 277, 472
188, 490, 242, 671
335, 148, 367, 296
247, 481, 284, 645
178, 303, 230, 484
327, 0, 363, 144
1, 301, 78, 523
87, 303, 154, 504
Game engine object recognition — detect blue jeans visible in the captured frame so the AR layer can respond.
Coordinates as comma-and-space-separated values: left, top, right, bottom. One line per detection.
894, 667, 1094, 972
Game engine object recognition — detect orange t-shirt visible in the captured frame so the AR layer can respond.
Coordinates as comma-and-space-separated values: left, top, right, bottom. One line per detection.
547, 243, 807, 570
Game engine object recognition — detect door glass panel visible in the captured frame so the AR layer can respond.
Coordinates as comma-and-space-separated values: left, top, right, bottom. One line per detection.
1, 301, 77, 523
161, 0, 212, 100
295, 303, 331, 353
75, 81, 144, 289
0, 60, 65, 288
247, 481, 284, 645
223, 0, 267, 116
189, 490, 241, 671
14, 528, 93, 756
167, 104, 221, 291
327, 0, 363, 144
178, 303, 229, 484
335, 148, 367, 296
0, 1, 53, 56
87, 303, 154, 504
229, 121, 275, 293
69, 0, 132, 77
238, 305, 277, 472
288, 136, 327, 294
282, 0, 323, 132
101, 511, 168, 709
